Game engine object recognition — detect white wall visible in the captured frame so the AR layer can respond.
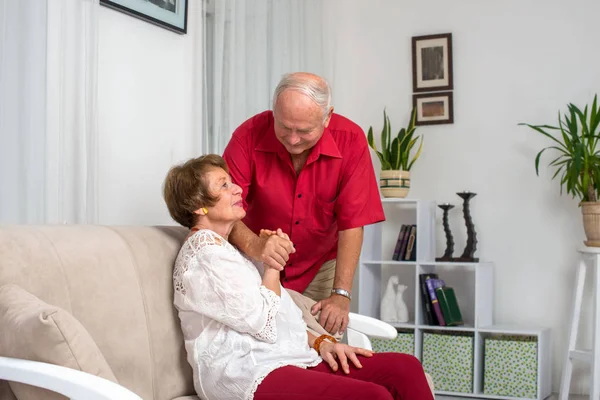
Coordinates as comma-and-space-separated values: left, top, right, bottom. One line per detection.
324, 0, 600, 394
97, 2, 202, 225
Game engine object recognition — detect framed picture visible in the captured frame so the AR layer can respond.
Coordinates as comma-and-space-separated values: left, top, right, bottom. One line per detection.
412, 33, 453, 92
413, 92, 454, 126
100, 0, 188, 34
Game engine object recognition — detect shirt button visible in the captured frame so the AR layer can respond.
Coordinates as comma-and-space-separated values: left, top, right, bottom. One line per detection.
288, 263, 293, 267
295, 221, 300, 225
297, 194, 302, 198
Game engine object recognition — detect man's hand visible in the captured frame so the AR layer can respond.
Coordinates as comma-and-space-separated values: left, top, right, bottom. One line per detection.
311, 294, 350, 335
249, 228, 295, 271
318, 341, 373, 374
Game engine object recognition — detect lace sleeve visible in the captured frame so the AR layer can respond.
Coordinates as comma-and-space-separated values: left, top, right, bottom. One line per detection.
181, 237, 280, 343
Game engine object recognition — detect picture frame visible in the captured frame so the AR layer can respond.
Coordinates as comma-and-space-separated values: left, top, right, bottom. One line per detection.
413, 92, 454, 126
412, 33, 453, 93
100, 0, 188, 34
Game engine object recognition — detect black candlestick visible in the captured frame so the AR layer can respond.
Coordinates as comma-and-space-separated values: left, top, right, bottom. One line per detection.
456, 191, 479, 262
436, 203, 455, 261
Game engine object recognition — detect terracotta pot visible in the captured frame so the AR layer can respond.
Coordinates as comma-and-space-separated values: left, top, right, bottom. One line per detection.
582, 201, 600, 247
380, 170, 410, 198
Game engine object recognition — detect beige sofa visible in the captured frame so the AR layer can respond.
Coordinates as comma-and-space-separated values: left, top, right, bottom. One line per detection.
0, 225, 402, 400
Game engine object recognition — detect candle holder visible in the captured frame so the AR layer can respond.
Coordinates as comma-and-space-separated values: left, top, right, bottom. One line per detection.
456, 191, 479, 262
436, 203, 455, 261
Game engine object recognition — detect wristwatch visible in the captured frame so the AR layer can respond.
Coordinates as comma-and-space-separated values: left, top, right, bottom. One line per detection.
331, 288, 352, 301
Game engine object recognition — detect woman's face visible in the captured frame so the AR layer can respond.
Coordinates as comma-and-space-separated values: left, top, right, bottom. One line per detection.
201, 167, 245, 223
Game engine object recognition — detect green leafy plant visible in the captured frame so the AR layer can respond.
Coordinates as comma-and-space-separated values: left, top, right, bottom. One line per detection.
367, 107, 423, 171
519, 95, 600, 202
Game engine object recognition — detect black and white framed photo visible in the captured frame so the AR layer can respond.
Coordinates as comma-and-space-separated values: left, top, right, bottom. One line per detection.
412, 33, 453, 93
413, 92, 454, 126
100, 0, 188, 34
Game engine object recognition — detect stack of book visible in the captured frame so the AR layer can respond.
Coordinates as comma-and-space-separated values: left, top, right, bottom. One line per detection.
419, 273, 464, 326
392, 224, 417, 261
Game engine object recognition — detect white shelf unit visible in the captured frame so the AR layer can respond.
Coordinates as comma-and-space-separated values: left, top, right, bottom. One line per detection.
357, 198, 552, 400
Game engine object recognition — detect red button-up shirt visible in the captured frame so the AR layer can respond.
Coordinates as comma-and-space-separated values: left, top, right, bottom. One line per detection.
223, 111, 385, 293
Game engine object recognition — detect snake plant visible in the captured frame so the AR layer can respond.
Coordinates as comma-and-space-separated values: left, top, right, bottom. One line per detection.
519, 95, 600, 202
367, 107, 423, 171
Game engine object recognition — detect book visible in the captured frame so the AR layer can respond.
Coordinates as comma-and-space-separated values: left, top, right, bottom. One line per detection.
436, 286, 464, 326
425, 275, 446, 326
419, 273, 438, 325
404, 225, 417, 261
391, 225, 407, 260
397, 224, 413, 261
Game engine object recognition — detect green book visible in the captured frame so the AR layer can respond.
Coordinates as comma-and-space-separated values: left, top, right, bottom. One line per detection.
435, 286, 464, 326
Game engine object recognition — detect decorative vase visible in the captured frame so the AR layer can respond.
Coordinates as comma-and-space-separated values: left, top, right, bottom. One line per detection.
582, 202, 600, 247
380, 170, 410, 198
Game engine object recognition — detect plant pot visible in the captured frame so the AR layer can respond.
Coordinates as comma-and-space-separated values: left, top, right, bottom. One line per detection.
380, 170, 410, 198
582, 201, 600, 247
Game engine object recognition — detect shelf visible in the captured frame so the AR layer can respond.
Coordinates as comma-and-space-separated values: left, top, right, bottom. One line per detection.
389, 322, 416, 329
420, 261, 483, 267
363, 260, 416, 266
477, 324, 550, 335
358, 198, 551, 400
435, 390, 538, 400
381, 322, 477, 332
419, 324, 476, 332
380, 198, 420, 204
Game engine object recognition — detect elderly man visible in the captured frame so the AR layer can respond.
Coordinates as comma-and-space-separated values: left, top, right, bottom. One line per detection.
223, 72, 384, 335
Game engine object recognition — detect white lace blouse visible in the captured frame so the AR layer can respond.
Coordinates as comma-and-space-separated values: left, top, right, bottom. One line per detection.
173, 229, 322, 400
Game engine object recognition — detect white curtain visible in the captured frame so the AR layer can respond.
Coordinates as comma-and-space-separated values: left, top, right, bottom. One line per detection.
0, 0, 99, 224
202, 0, 328, 154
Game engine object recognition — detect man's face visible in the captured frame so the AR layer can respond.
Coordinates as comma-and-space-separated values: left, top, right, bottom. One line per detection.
273, 90, 331, 155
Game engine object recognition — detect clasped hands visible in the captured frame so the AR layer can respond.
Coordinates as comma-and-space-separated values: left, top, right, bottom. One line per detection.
254, 228, 295, 270
253, 228, 350, 336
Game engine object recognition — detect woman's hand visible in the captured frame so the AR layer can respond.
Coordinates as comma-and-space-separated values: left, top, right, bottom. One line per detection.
259, 228, 290, 241
318, 342, 374, 374
256, 228, 295, 271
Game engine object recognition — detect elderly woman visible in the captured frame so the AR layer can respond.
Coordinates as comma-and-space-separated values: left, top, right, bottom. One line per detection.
163, 154, 434, 400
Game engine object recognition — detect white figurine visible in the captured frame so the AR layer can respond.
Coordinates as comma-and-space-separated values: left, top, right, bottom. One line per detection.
395, 283, 409, 323
381, 275, 400, 322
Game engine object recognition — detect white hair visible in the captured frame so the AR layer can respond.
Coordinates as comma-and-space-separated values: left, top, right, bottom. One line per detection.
272, 73, 332, 122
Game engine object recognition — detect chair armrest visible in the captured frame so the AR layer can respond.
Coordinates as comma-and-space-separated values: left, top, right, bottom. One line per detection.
347, 312, 397, 340
0, 356, 142, 400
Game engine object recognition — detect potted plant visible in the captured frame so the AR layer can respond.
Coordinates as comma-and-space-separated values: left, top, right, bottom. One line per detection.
367, 107, 423, 198
519, 95, 600, 246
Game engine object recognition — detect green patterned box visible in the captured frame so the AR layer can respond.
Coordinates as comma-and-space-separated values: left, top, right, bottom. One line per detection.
484, 335, 538, 398
422, 331, 474, 393
371, 330, 414, 355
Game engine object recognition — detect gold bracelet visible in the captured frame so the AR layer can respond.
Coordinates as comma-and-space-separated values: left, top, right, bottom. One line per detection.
313, 334, 337, 353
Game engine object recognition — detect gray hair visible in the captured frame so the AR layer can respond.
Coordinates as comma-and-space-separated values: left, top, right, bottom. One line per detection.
272, 73, 332, 122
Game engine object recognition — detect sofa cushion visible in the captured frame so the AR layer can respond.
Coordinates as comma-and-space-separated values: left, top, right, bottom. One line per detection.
0, 284, 118, 400
0, 380, 17, 400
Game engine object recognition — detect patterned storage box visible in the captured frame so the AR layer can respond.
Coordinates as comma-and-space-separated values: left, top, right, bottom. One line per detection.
422, 331, 474, 393
484, 335, 538, 398
371, 330, 414, 355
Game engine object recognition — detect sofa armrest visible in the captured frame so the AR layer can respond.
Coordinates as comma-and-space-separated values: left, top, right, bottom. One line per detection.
0, 356, 142, 400
346, 313, 397, 351
347, 312, 397, 339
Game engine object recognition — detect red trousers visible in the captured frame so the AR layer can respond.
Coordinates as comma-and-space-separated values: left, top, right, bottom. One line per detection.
253, 352, 434, 400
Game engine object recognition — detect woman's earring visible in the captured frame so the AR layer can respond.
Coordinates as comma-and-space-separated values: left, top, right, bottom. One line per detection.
201, 207, 208, 215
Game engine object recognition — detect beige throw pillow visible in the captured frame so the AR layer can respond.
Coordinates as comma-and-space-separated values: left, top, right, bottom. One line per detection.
0, 284, 118, 400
